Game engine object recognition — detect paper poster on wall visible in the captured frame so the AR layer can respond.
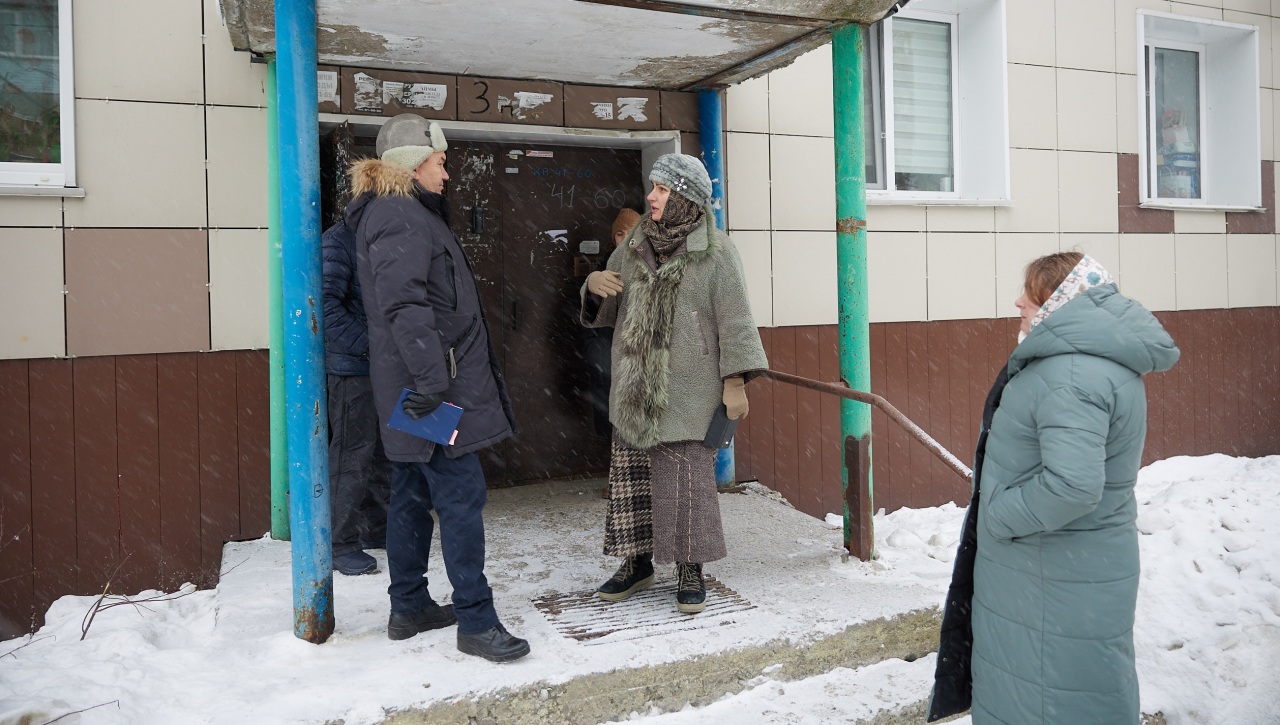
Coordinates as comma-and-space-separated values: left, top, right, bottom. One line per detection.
592, 102, 614, 121
404, 83, 448, 111
517, 92, 553, 109
353, 72, 382, 112
617, 97, 649, 123
317, 71, 339, 105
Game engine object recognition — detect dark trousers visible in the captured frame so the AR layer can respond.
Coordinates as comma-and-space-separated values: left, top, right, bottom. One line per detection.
388, 451, 498, 634
327, 374, 391, 556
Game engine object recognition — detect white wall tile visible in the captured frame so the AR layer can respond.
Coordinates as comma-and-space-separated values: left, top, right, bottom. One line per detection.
1059, 152, 1119, 233
726, 132, 772, 231
1174, 210, 1227, 233
1116, 0, 1173, 75
1119, 234, 1178, 310
1262, 88, 1275, 162
209, 228, 268, 350
1169, 2, 1225, 19
1175, 233, 1230, 309
0, 197, 61, 227
1062, 234, 1122, 290
1224, 0, 1269, 14
1221, 11, 1271, 91
767, 45, 833, 138
867, 204, 927, 232
204, 0, 267, 107
868, 232, 927, 323
1116, 74, 1142, 155
926, 232, 997, 320
731, 230, 774, 328
0, 228, 64, 359
1007, 0, 1056, 66
1274, 17, 1280, 92
207, 105, 269, 229
726, 74, 769, 133
927, 205, 995, 232
64, 100, 207, 228
1058, 0, 1117, 72
1227, 233, 1279, 306
1008, 64, 1057, 150
772, 231, 837, 326
995, 233, 1061, 315
74, 0, 204, 103
1057, 70, 1117, 153
770, 135, 835, 231
996, 149, 1060, 233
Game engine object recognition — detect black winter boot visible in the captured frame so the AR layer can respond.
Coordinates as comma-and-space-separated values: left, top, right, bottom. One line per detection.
676, 562, 706, 613
457, 623, 531, 663
596, 553, 655, 601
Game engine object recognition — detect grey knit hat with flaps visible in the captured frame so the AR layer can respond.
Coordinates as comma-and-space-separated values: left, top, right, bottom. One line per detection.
376, 113, 448, 171
649, 153, 713, 206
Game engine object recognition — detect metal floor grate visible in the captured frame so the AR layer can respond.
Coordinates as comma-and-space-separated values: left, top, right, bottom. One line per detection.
532, 575, 756, 645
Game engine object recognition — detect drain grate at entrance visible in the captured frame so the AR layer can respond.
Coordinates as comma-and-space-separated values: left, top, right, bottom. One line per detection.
532, 575, 756, 645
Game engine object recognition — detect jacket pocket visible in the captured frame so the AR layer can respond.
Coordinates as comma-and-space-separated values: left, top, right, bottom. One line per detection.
444, 315, 480, 380
692, 311, 710, 356
442, 252, 458, 312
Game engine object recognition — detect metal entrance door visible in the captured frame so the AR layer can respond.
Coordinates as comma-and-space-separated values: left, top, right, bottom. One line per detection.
447, 141, 645, 483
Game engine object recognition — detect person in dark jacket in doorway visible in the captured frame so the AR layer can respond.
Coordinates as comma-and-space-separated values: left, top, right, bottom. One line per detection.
345, 113, 528, 663
321, 219, 391, 576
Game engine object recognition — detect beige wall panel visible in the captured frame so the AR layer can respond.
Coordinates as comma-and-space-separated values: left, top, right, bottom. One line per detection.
926, 233, 997, 321
65, 100, 207, 228
770, 135, 835, 231
731, 230, 774, 328
1274, 17, 1280, 92
1169, 3, 1225, 19
204, 0, 267, 106
1059, 152, 1119, 233
927, 206, 995, 233
207, 105, 269, 228
1262, 88, 1274, 163
0, 196, 61, 227
73, 0, 204, 103
1119, 234, 1177, 311
1227, 234, 1279, 307
868, 232, 927, 323
1008, 63, 1057, 150
867, 204, 926, 232
1007, 0, 1056, 66
996, 149, 1059, 233
1116, 0, 1173, 75
65, 229, 210, 356
725, 132, 772, 231
0, 229, 65, 359
1116, 74, 1141, 155
995, 233, 1061, 314
1057, 70, 1117, 153
1174, 210, 1226, 234
209, 228, 268, 350
1175, 234, 1230, 309
1062, 234, 1122, 289
1224, 0, 1268, 13
772, 231, 837, 327
767, 45, 833, 138
1057, 0, 1117, 72
725, 75, 769, 133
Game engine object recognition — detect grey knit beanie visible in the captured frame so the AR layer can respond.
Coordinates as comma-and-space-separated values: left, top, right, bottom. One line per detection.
649, 153, 713, 206
376, 113, 448, 171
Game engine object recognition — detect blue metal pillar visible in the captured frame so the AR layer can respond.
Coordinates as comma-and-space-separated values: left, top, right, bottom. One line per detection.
274, 0, 333, 643
699, 89, 735, 487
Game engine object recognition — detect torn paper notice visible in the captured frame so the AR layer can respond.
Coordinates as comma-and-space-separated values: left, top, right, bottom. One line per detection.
402, 83, 448, 111
516, 92, 553, 109
316, 71, 339, 105
505, 167, 519, 174
526, 150, 554, 158
353, 72, 382, 111
382, 80, 404, 105
617, 97, 649, 122
592, 102, 614, 121
579, 240, 601, 255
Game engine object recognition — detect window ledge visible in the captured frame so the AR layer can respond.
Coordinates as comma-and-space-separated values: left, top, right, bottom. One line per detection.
0, 185, 85, 198
867, 194, 1012, 207
1138, 202, 1263, 212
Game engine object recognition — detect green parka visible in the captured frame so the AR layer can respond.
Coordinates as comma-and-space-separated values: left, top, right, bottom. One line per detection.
971, 284, 1179, 724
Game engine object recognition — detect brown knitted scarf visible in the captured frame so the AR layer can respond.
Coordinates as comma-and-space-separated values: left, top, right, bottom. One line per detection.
640, 193, 704, 257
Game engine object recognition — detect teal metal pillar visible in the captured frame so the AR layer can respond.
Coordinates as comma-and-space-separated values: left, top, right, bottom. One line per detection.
699, 89, 735, 487
832, 25, 875, 560
266, 59, 290, 541
275, 0, 334, 642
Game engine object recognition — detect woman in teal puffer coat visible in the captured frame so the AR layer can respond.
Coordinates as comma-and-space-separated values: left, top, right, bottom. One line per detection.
969, 252, 1179, 724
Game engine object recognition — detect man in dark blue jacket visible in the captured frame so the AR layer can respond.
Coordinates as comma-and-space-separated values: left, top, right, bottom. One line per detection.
346, 114, 528, 662
322, 219, 391, 576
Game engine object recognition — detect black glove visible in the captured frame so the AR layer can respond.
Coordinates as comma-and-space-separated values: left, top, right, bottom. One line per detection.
402, 390, 445, 419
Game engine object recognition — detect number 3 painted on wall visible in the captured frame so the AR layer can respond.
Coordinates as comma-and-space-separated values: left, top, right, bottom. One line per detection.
472, 80, 490, 114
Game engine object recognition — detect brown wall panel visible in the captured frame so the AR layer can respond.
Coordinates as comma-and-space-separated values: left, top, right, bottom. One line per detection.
116, 355, 162, 594
881, 324, 910, 513
158, 354, 203, 589
28, 360, 76, 620
73, 357, 119, 593
0, 360, 33, 634
197, 353, 241, 578
237, 352, 271, 539
794, 327, 824, 517
749, 328, 776, 498
818, 324, 843, 518
770, 327, 801, 509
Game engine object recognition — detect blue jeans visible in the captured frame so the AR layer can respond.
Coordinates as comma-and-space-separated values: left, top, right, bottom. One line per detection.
387, 451, 498, 634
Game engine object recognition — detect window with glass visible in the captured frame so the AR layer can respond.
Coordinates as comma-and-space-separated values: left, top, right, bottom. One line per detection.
1146, 46, 1202, 200
0, 0, 73, 188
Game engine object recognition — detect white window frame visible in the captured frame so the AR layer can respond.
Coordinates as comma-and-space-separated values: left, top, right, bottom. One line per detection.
1144, 40, 1208, 203
1136, 11, 1260, 211
0, 0, 76, 191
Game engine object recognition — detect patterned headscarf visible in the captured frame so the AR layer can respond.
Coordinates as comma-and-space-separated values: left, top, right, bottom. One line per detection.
1029, 254, 1115, 330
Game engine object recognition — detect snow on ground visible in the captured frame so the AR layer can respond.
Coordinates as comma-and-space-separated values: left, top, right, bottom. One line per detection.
0, 455, 1277, 725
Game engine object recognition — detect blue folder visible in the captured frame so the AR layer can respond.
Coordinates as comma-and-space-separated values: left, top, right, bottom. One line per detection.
387, 388, 464, 445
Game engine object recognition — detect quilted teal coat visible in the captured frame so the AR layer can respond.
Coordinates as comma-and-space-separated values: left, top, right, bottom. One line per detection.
971, 284, 1179, 724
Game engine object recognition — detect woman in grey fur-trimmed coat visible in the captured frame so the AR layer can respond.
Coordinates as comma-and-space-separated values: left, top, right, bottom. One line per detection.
581, 153, 767, 614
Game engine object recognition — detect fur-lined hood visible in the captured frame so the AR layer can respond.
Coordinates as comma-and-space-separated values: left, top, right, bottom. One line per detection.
350, 157, 418, 199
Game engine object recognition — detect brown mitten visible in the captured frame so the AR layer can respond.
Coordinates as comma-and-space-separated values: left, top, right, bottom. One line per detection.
587, 270, 624, 297
723, 376, 748, 420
